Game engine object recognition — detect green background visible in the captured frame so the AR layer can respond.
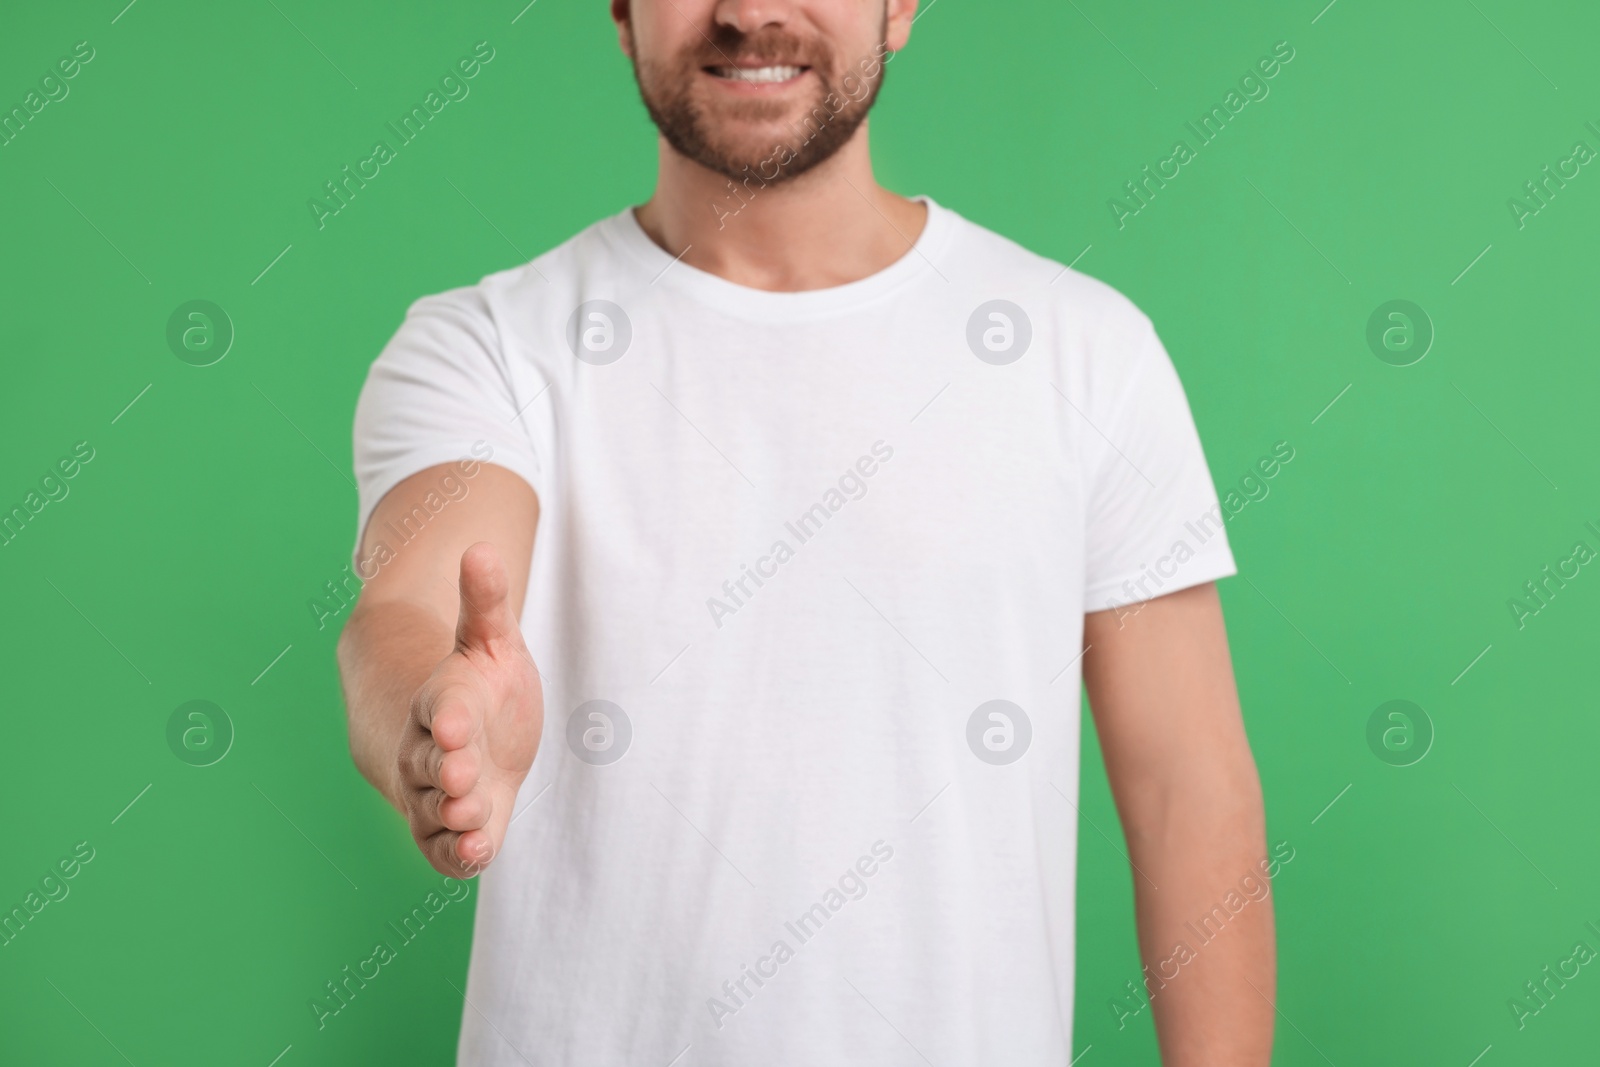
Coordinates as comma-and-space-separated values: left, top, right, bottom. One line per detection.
3, 0, 1597, 1063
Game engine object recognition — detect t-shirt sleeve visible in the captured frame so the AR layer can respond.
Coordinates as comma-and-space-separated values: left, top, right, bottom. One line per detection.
1081, 312, 1236, 612
350, 288, 543, 567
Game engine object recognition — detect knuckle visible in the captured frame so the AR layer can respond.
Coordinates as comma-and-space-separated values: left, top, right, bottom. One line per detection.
407, 785, 446, 832
399, 736, 432, 785
424, 744, 446, 787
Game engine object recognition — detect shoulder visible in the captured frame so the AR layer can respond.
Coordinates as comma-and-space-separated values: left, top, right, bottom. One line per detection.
936, 202, 1155, 351
933, 203, 1194, 428
389, 211, 625, 344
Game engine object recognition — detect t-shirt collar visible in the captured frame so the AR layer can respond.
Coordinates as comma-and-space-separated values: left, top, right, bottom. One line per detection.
602, 193, 955, 321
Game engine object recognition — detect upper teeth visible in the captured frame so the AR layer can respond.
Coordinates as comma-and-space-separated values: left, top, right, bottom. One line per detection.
715, 65, 803, 83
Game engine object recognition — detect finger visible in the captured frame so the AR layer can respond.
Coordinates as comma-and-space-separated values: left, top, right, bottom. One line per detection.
419, 823, 496, 879
401, 756, 470, 810
409, 783, 447, 835
410, 786, 487, 854
439, 788, 492, 833
453, 541, 520, 656
419, 826, 477, 878
455, 828, 498, 877
416, 683, 480, 751
398, 732, 444, 792
438, 745, 480, 798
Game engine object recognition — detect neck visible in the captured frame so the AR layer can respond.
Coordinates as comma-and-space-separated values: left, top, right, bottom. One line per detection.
632, 124, 928, 292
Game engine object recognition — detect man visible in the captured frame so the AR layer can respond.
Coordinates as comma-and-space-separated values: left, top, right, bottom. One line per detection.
338, 1, 1276, 1063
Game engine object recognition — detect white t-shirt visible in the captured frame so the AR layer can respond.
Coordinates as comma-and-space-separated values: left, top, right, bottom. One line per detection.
352, 195, 1235, 1066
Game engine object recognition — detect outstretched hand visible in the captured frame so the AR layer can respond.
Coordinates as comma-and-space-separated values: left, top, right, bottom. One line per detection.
396, 541, 543, 878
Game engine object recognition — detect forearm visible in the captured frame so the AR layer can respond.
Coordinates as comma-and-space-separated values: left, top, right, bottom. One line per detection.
336, 599, 455, 812
1082, 583, 1276, 1062
1125, 771, 1275, 1066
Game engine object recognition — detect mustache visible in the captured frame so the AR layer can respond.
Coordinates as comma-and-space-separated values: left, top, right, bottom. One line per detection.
692, 30, 821, 70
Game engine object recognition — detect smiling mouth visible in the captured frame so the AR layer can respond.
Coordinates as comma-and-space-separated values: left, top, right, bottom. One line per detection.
705, 64, 809, 84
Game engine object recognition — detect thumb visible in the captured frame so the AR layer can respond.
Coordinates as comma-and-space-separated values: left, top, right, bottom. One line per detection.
454, 541, 519, 655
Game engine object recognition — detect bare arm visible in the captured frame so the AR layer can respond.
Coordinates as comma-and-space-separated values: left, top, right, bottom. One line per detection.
336, 462, 542, 877
1082, 581, 1275, 1065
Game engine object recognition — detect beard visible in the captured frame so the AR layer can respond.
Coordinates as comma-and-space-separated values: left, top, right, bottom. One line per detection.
628, 15, 889, 186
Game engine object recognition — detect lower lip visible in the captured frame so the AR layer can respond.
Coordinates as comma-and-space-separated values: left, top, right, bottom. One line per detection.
701, 68, 812, 94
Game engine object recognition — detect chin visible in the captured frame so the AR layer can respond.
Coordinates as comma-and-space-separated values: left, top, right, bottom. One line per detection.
711, 130, 794, 161
696, 123, 804, 166
699, 94, 812, 129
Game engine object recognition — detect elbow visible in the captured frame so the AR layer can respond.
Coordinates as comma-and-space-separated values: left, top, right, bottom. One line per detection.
1122, 748, 1267, 849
